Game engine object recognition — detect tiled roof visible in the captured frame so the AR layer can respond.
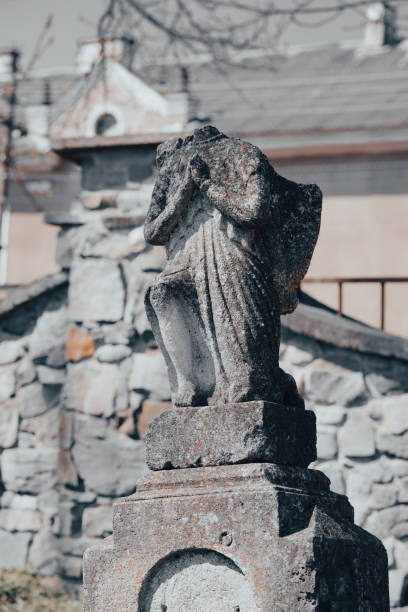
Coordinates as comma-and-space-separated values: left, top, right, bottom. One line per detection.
183, 43, 408, 135
3, 41, 408, 142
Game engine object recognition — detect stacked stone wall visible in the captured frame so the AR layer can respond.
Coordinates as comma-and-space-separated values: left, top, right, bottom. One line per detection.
0, 186, 407, 607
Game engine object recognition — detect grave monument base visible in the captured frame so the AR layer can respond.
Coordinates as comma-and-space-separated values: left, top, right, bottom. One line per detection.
83, 462, 389, 611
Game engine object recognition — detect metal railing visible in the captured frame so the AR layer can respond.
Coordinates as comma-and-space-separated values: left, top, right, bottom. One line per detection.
301, 277, 408, 332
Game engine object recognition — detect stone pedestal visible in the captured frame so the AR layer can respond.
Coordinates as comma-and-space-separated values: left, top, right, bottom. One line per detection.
84, 461, 389, 611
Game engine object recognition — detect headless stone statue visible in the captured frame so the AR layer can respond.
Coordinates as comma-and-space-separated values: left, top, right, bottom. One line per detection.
144, 125, 322, 408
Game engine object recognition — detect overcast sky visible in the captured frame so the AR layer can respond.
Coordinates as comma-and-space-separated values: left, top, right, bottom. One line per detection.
1, 0, 407, 72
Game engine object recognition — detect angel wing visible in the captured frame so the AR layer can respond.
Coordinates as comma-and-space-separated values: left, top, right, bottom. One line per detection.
268, 170, 323, 314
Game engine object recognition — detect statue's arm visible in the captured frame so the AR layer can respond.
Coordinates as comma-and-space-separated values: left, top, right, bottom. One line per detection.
191, 154, 270, 228
144, 165, 195, 245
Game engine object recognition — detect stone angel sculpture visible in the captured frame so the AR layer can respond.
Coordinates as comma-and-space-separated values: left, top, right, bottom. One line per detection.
144, 126, 322, 408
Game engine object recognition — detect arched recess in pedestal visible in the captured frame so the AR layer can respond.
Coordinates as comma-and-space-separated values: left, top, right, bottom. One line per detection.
139, 548, 259, 612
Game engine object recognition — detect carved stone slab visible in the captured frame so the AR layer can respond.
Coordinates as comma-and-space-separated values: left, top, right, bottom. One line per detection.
145, 401, 316, 470
83, 463, 389, 611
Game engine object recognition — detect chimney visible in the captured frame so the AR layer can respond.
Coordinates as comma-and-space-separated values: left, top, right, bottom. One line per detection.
364, 2, 399, 47
76, 37, 136, 74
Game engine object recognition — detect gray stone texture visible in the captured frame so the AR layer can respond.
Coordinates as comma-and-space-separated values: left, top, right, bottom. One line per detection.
69, 259, 125, 322
0, 367, 16, 400
0, 339, 22, 365
0, 398, 19, 448
83, 464, 389, 611
82, 506, 113, 538
72, 415, 147, 496
0, 530, 31, 570
29, 306, 69, 359
28, 528, 60, 576
64, 360, 118, 417
146, 401, 316, 470
305, 361, 366, 406
1, 448, 58, 493
144, 126, 321, 407
128, 350, 171, 400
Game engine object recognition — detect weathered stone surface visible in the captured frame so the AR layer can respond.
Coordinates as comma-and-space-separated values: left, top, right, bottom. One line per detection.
82, 506, 113, 538
0, 530, 31, 569
365, 505, 408, 540
64, 360, 118, 417
0, 508, 42, 531
0, 398, 18, 448
16, 354, 36, 386
20, 406, 60, 448
1, 492, 38, 510
29, 306, 69, 360
366, 372, 401, 397
65, 325, 95, 361
37, 489, 59, 518
114, 372, 129, 413
58, 449, 79, 487
59, 501, 75, 537
314, 404, 345, 426
394, 539, 408, 572
398, 477, 408, 503
137, 399, 172, 440
18, 382, 48, 418
59, 410, 74, 450
116, 185, 152, 215
69, 259, 124, 322
95, 344, 131, 363
37, 365, 65, 385
371, 483, 398, 509
28, 528, 59, 576
389, 569, 407, 608
338, 409, 376, 458
305, 362, 366, 406
375, 395, 408, 434
0, 367, 16, 400
60, 536, 100, 557
61, 554, 83, 579
128, 351, 170, 400
283, 345, 314, 366
317, 460, 345, 494
316, 425, 338, 460
0, 339, 22, 365
55, 224, 106, 268
383, 536, 396, 568
146, 401, 316, 470
100, 322, 134, 345
144, 126, 321, 407
80, 189, 118, 210
72, 415, 147, 495
377, 431, 408, 459
1, 448, 58, 493
83, 463, 388, 611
